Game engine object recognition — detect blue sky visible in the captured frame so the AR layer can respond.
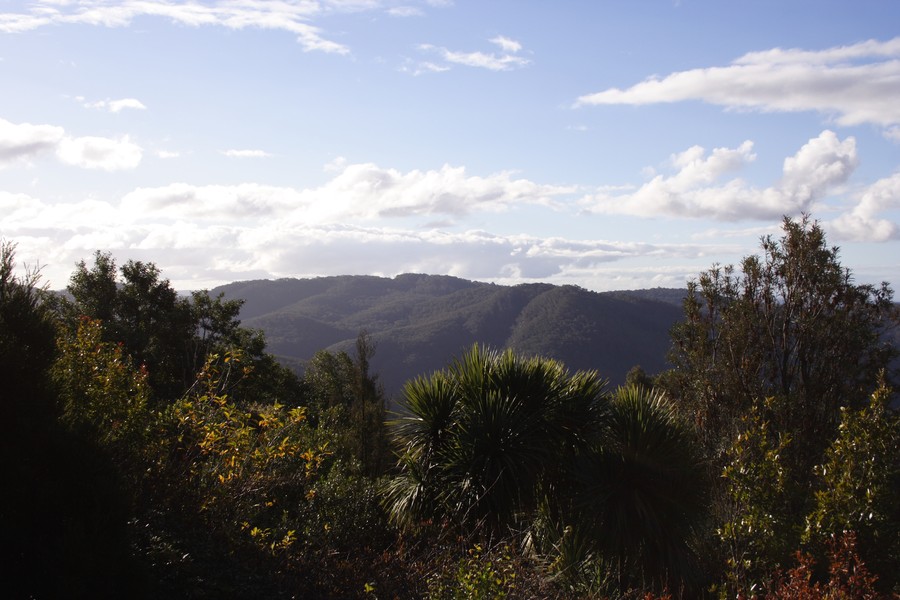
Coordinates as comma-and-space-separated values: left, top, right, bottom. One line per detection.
2, 0, 899, 292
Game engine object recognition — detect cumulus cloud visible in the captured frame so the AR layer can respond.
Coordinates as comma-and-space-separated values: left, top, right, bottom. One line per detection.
0, 0, 350, 54
581, 130, 857, 221
56, 135, 143, 170
575, 37, 900, 130
4, 147, 895, 292
415, 36, 529, 72
309, 162, 571, 219
0, 117, 65, 163
829, 172, 900, 242
1, 116, 141, 170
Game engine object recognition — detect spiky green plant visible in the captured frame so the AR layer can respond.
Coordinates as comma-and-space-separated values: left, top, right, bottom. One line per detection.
383, 345, 608, 537
570, 385, 708, 592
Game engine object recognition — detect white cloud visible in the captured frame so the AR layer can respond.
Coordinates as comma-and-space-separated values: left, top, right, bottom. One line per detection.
122, 182, 303, 221
85, 97, 147, 112
0, 190, 46, 223
1, 116, 142, 170
0, 0, 349, 54
157, 150, 180, 159
222, 149, 272, 158
4, 180, 738, 292
416, 36, 530, 72
490, 35, 522, 53
7, 148, 895, 292
304, 162, 572, 220
119, 162, 574, 226
56, 135, 143, 170
575, 37, 900, 130
829, 172, 900, 242
401, 59, 451, 75
0, 117, 65, 163
581, 130, 857, 221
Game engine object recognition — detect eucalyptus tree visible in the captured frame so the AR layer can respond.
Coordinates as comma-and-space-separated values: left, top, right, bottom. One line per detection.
667, 215, 896, 473
664, 215, 898, 593
64, 251, 300, 404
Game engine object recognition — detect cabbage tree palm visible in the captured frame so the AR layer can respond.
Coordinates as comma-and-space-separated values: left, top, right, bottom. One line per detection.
571, 384, 708, 591
383, 345, 608, 537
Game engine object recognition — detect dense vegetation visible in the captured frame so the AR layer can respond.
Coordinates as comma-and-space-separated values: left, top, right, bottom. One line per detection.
212, 273, 685, 397
2, 215, 898, 598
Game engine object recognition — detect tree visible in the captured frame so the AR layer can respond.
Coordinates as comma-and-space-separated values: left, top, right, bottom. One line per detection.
53, 317, 151, 454
64, 252, 303, 405
384, 345, 608, 536
304, 331, 388, 477
568, 385, 708, 593
66, 252, 193, 399
803, 376, 900, 590
717, 396, 796, 596
0, 240, 58, 427
0, 242, 140, 597
625, 364, 655, 389
667, 215, 896, 474
665, 215, 899, 592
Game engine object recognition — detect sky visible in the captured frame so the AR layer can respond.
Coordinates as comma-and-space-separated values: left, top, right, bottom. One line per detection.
2, 0, 900, 293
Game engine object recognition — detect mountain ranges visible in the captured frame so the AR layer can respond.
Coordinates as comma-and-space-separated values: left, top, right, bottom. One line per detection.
212, 274, 688, 400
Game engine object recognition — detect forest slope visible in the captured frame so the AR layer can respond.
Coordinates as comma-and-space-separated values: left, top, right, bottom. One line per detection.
213, 274, 686, 398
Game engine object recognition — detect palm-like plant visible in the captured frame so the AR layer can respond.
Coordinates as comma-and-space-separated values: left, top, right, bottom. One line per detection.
383, 350, 707, 593
383, 345, 608, 537
571, 384, 708, 591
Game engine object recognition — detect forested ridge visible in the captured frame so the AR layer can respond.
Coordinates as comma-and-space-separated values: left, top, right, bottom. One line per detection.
2, 216, 899, 599
211, 274, 685, 397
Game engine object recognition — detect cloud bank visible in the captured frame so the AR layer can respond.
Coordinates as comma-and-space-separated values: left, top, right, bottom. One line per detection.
2, 128, 896, 290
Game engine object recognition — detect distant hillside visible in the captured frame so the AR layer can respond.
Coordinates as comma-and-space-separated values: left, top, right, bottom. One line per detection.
212, 275, 687, 399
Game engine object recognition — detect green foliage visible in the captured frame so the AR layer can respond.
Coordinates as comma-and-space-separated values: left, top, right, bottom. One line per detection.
718, 397, 795, 596
667, 215, 896, 469
625, 364, 655, 389
0, 240, 58, 424
385, 345, 608, 537
664, 216, 899, 595
155, 350, 327, 555
567, 385, 708, 593
304, 331, 389, 477
66, 252, 195, 398
1, 241, 141, 598
804, 378, 900, 588
427, 544, 518, 600
64, 251, 303, 404
53, 317, 151, 451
